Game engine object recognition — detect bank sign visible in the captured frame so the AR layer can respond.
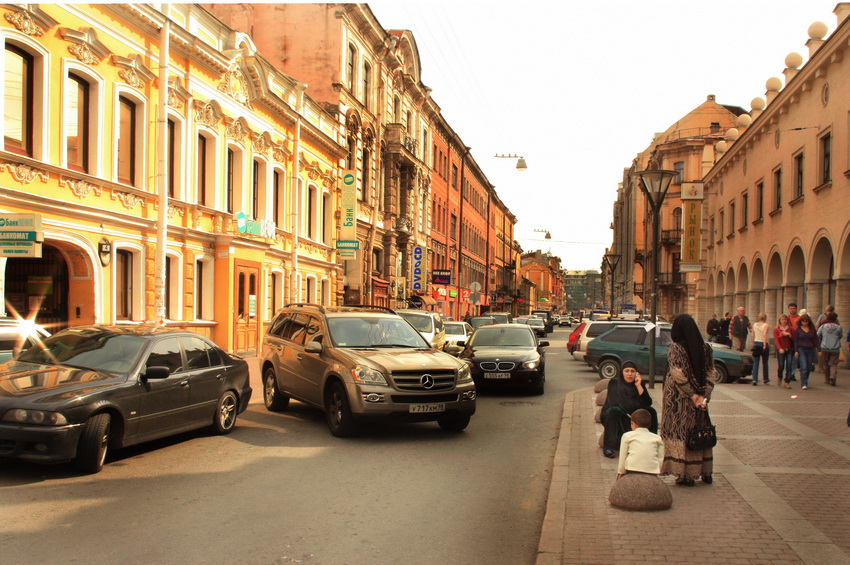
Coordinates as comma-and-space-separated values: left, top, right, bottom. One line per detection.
0, 214, 43, 258
235, 212, 276, 239
411, 246, 427, 292
338, 170, 357, 261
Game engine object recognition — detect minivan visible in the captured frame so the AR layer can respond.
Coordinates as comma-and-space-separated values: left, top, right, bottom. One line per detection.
396, 309, 447, 350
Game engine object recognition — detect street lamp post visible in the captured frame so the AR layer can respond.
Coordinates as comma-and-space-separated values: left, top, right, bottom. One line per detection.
603, 252, 620, 316
494, 153, 528, 170
637, 169, 677, 388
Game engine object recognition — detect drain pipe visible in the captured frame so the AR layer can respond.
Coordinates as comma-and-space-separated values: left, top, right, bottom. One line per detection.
288, 82, 307, 304
154, 6, 170, 323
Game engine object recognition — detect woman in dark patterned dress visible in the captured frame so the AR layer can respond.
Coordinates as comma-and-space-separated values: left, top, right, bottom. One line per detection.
660, 313, 716, 486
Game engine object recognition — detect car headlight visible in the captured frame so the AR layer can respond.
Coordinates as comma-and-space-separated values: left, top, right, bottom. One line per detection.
2, 409, 68, 426
457, 363, 472, 383
522, 357, 541, 370
351, 365, 388, 386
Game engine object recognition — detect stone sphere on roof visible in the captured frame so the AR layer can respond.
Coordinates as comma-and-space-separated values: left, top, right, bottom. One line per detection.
766, 76, 783, 92
725, 128, 739, 141
751, 97, 766, 111
808, 21, 828, 40
715, 140, 728, 154
785, 52, 803, 69
736, 114, 752, 128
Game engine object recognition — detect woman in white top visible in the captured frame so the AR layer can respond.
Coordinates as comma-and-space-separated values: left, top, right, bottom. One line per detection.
751, 312, 771, 385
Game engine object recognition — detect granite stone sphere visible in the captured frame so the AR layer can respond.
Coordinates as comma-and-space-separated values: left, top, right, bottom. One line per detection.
609, 473, 673, 511
785, 52, 803, 69
808, 21, 828, 40
766, 76, 783, 92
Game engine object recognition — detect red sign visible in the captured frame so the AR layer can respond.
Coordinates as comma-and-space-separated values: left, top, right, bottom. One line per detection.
461, 289, 470, 301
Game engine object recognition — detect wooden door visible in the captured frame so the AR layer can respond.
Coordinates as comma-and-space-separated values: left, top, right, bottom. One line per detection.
234, 262, 260, 355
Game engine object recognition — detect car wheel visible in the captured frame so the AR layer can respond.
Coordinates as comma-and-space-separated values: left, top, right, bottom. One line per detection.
263, 367, 290, 412
713, 362, 730, 384
325, 381, 357, 437
212, 390, 238, 435
74, 413, 110, 474
598, 359, 620, 380
438, 414, 471, 432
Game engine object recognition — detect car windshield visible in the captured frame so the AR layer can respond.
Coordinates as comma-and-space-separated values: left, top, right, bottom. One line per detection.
469, 327, 534, 347
445, 324, 466, 336
328, 317, 429, 348
397, 312, 433, 332
526, 319, 544, 327
16, 330, 148, 375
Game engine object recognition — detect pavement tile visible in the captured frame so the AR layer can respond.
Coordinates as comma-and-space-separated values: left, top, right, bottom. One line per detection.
537, 369, 850, 565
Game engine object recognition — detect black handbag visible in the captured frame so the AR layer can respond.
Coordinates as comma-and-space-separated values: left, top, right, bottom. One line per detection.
687, 409, 717, 451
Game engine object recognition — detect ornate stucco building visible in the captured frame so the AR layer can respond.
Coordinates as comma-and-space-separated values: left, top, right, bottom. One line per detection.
0, 4, 344, 354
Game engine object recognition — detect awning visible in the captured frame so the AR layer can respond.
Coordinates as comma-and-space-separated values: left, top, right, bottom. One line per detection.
538, 297, 550, 302
409, 294, 437, 306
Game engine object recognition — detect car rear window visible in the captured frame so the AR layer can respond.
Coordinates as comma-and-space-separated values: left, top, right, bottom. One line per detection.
600, 327, 645, 344
587, 323, 615, 337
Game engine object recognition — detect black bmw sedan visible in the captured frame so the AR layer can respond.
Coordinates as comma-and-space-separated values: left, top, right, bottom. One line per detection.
460, 324, 548, 394
0, 325, 252, 473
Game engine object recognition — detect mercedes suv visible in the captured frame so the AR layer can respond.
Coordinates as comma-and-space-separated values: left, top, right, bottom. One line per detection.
260, 305, 476, 436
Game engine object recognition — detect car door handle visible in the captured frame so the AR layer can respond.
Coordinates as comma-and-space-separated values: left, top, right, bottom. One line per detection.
216, 374, 224, 380
296, 354, 303, 361
180, 380, 189, 386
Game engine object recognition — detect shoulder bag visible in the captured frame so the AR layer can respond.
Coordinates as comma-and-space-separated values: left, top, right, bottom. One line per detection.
687, 408, 717, 451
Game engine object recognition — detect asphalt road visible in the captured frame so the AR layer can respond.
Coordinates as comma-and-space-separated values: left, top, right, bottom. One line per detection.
0, 326, 601, 565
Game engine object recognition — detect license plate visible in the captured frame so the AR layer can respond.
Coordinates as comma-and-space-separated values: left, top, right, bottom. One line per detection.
484, 372, 511, 379
409, 403, 445, 414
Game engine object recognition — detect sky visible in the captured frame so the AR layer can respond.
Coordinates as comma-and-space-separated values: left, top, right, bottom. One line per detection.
367, 0, 839, 271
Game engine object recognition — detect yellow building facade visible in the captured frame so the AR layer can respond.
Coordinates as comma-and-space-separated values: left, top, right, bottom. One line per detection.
0, 4, 345, 354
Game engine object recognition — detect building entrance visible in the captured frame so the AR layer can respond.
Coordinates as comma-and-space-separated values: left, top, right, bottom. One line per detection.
4, 244, 69, 332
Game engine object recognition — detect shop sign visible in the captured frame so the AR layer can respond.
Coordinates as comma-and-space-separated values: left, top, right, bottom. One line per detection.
339, 170, 357, 261
411, 245, 427, 291
432, 269, 452, 285
0, 214, 43, 258
680, 199, 702, 272
235, 212, 276, 239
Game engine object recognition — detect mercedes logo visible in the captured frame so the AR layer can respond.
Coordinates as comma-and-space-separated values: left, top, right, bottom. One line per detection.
420, 374, 435, 389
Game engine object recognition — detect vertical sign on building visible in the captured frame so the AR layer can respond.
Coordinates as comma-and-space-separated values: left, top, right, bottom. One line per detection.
680, 182, 703, 272
411, 245, 427, 292
336, 170, 359, 261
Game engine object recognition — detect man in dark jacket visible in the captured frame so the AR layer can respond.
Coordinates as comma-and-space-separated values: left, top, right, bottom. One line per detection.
730, 306, 752, 352
706, 314, 720, 342
718, 312, 732, 346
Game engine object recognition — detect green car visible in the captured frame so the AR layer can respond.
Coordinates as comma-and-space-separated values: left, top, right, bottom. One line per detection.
584, 324, 753, 383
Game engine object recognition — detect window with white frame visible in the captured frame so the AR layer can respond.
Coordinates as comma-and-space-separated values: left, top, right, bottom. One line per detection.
793, 152, 804, 199
66, 71, 92, 173
116, 92, 145, 187
819, 131, 831, 185
267, 270, 284, 319
306, 276, 315, 303
272, 167, 284, 228
196, 132, 216, 207
322, 191, 332, 244
673, 161, 684, 184
226, 144, 244, 214
4, 43, 33, 157
347, 43, 357, 91
307, 184, 318, 240
194, 256, 214, 320
115, 246, 143, 321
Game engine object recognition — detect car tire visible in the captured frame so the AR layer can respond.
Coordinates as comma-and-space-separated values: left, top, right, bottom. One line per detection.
713, 362, 731, 384
212, 390, 238, 435
598, 359, 620, 380
263, 367, 290, 412
74, 413, 110, 474
438, 414, 471, 432
325, 381, 357, 437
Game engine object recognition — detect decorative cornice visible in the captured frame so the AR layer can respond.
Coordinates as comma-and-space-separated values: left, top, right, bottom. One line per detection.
60, 177, 102, 199
0, 161, 49, 184
110, 188, 147, 210
111, 54, 156, 89
3, 5, 58, 36
193, 99, 224, 129
60, 27, 112, 65
167, 77, 191, 110
219, 61, 254, 109
224, 116, 249, 142
251, 131, 272, 156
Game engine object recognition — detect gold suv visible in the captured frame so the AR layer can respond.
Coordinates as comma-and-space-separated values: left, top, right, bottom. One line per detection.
260, 305, 476, 437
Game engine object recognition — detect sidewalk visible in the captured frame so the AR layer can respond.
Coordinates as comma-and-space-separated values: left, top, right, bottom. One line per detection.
537, 370, 850, 565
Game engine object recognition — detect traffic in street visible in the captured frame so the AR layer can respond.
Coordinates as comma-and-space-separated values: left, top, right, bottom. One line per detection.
1, 325, 603, 565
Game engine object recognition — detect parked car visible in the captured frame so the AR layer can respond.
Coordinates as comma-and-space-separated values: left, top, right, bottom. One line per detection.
460, 323, 548, 394
531, 310, 555, 333
396, 309, 447, 351
261, 305, 476, 436
469, 316, 497, 330
522, 317, 547, 337
572, 320, 648, 363
0, 325, 252, 473
558, 316, 572, 327
444, 321, 474, 356
584, 324, 753, 383
567, 322, 586, 353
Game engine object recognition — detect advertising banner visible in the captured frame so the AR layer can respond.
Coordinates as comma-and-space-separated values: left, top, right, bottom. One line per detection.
680, 199, 702, 272
411, 246, 427, 291
339, 170, 357, 261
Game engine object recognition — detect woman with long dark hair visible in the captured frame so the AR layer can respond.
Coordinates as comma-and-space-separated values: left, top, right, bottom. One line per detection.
660, 313, 716, 486
793, 313, 819, 390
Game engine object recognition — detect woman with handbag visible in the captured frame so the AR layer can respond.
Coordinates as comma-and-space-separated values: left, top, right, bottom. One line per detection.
660, 313, 716, 486
793, 314, 819, 390
751, 312, 770, 385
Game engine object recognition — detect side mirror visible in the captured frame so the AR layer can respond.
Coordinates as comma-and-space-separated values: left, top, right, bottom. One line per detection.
538, 341, 550, 348
305, 341, 323, 354
142, 365, 171, 382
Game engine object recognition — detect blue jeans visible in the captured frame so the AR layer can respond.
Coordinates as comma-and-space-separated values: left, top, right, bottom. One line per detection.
790, 350, 798, 378
751, 343, 770, 383
797, 347, 816, 388
776, 350, 793, 383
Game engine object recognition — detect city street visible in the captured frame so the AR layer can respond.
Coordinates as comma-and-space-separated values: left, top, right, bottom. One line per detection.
0, 327, 596, 565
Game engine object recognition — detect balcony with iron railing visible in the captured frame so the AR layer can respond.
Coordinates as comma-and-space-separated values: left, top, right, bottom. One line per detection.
660, 229, 682, 246
661, 126, 725, 143
657, 272, 686, 287
633, 282, 644, 295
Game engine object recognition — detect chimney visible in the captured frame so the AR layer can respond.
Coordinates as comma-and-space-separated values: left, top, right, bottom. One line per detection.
835, 3, 850, 26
